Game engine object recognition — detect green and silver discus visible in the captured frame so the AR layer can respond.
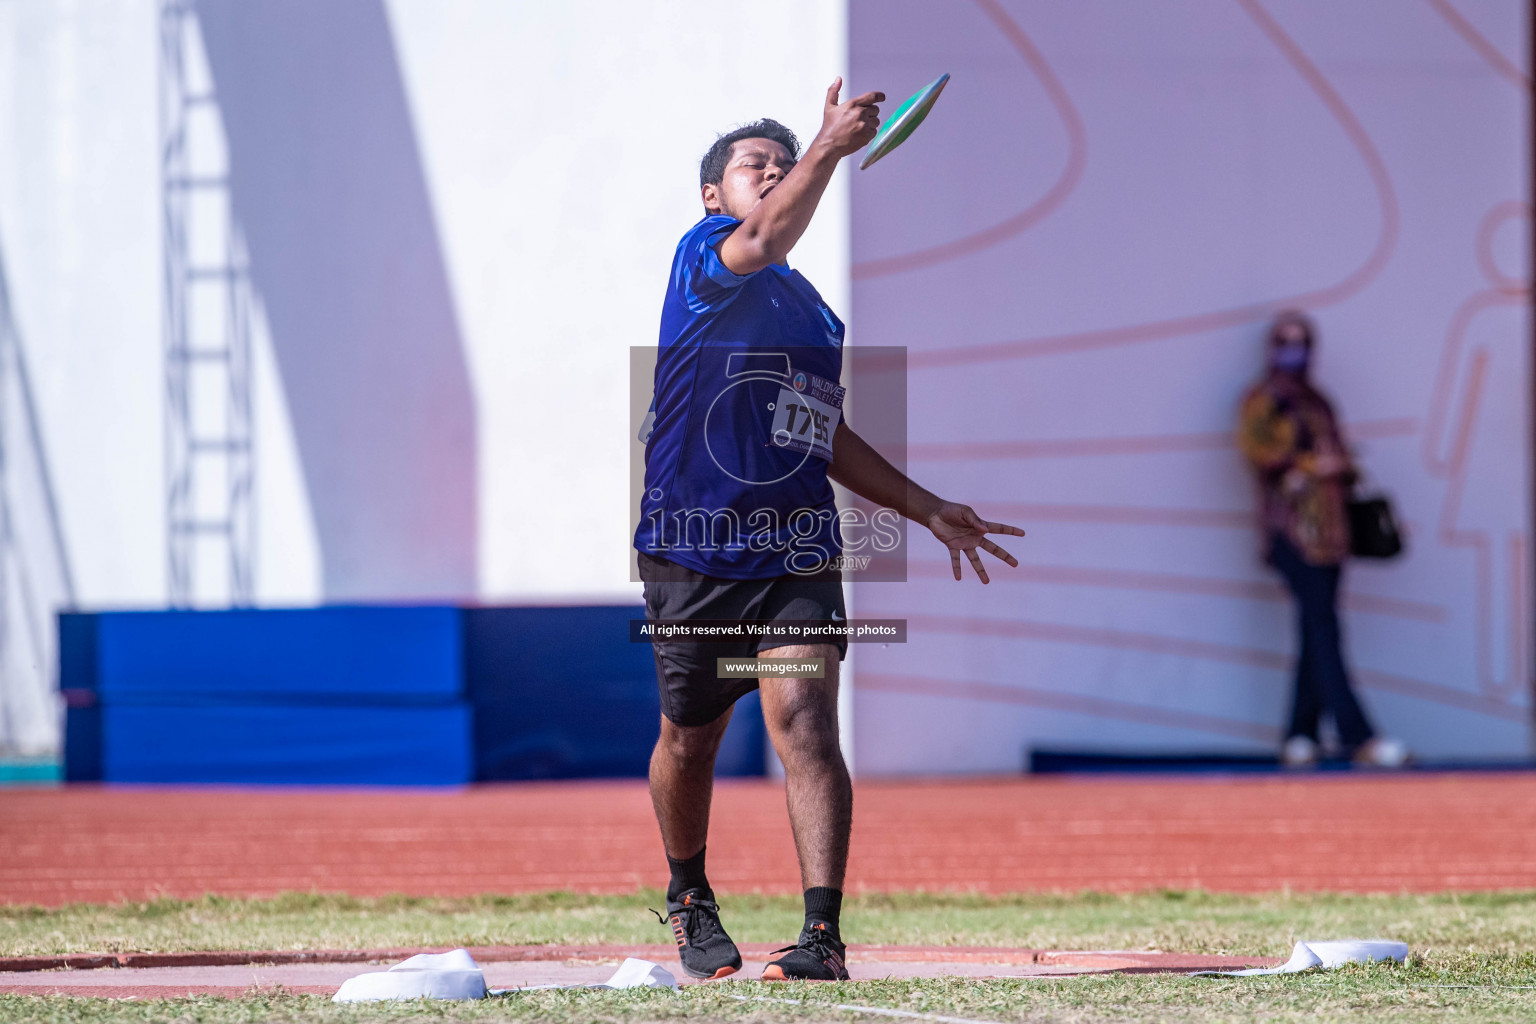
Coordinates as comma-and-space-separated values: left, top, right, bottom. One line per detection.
859, 72, 950, 170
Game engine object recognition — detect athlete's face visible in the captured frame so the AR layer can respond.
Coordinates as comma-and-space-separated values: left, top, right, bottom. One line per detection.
702, 139, 795, 220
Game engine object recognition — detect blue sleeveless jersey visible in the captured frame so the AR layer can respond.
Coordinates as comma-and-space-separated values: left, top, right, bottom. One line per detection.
636, 215, 846, 579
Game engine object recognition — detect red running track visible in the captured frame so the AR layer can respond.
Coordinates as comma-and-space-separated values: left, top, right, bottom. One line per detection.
3, 774, 1534, 906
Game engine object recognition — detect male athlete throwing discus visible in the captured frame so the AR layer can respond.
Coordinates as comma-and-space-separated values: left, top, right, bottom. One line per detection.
637, 79, 1024, 981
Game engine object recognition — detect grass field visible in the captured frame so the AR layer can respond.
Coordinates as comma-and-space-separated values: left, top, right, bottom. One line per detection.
4, 890, 1536, 1022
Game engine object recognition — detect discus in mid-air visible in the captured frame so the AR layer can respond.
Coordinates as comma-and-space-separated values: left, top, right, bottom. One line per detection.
859, 72, 950, 170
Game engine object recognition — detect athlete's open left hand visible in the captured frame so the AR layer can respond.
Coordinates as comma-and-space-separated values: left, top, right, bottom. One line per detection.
924, 502, 1025, 584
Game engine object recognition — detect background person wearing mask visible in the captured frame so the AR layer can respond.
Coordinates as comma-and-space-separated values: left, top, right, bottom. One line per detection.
1238, 311, 1408, 769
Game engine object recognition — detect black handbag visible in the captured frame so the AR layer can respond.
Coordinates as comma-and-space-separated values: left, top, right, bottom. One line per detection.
1347, 492, 1403, 559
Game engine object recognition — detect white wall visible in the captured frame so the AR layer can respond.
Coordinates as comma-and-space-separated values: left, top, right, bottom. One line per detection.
3, 0, 1527, 768
0, 1, 161, 752
0, 0, 850, 751
0, 0, 162, 609
384, 0, 850, 602
848, 0, 1532, 767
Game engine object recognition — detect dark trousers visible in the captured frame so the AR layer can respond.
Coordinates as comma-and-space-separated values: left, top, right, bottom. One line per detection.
1269, 535, 1375, 750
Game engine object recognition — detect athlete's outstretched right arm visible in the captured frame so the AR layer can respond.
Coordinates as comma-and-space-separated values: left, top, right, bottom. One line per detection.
718, 79, 883, 275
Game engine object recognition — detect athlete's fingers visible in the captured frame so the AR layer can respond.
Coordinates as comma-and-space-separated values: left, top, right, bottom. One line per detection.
983, 520, 1026, 537
826, 77, 843, 109
980, 538, 1018, 567
849, 90, 885, 107
950, 548, 963, 582
966, 547, 990, 584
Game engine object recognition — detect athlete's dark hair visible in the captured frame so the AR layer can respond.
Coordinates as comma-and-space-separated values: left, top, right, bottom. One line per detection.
699, 119, 800, 188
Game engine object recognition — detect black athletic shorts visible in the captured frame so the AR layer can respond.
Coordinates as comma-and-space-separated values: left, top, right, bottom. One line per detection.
639, 551, 848, 727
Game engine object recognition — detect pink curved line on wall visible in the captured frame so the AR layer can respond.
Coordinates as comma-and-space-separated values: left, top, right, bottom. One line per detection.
893, 559, 1446, 623
909, 612, 1288, 669
906, 417, 1418, 462
862, 500, 1420, 539
851, 8, 1524, 733
1436, 346, 1489, 501
1475, 199, 1531, 293
1422, 290, 1524, 475
1418, 194, 1533, 702
851, 0, 1088, 281
1432, 348, 1529, 698
1425, 0, 1531, 90
1506, 534, 1529, 691
904, 0, 1400, 372
900, 613, 1527, 721
1356, 663, 1527, 721
909, 431, 1236, 461
978, 501, 1252, 529
1447, 532, 1532, 699
858, 673, 1278, 743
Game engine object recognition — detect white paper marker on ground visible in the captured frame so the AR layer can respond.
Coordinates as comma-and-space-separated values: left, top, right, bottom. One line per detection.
336, 952, 677, 1002
601, 958, 680, 989
333, 949, 487, 1002
1190, 940, 1408, 977
489, 958, 679, 995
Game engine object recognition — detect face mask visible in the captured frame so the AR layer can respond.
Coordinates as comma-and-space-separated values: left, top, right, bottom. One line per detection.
1272, 344, 1309, 372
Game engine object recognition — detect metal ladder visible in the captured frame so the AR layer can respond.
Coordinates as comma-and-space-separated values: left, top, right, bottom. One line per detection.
159, 0, 254, 607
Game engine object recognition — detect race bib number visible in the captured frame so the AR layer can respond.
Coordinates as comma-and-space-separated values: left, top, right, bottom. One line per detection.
770, 370, 844, 462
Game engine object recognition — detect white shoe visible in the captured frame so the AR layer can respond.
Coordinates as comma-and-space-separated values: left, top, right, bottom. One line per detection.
1354, 737, 1410, 769
1281, 735, 1319, 768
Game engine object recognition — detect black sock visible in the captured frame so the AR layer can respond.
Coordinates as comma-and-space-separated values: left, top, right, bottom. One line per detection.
666, 846, 711, 902
803, 886, 843, 937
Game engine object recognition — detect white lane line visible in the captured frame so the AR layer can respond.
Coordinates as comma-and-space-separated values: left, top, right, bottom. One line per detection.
731, 993, 1011, 1024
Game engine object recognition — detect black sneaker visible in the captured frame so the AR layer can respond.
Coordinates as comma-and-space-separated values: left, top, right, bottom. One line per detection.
652, 889, 742, 979
761, 920, 849, 981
